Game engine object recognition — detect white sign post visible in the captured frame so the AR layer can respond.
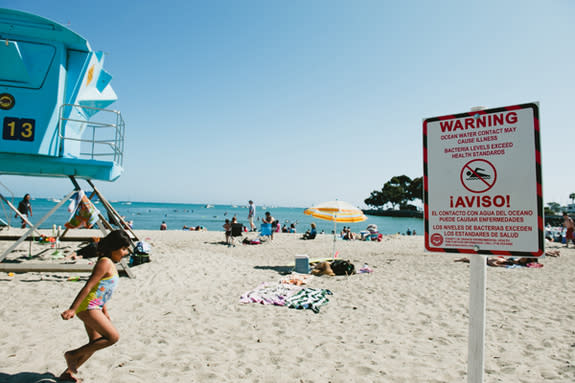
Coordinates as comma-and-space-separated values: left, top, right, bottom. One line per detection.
423, 103, 543, 383
468, 253, 486, 383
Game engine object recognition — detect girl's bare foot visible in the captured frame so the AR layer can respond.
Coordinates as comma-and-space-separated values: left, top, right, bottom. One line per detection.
58, 370, 81, 382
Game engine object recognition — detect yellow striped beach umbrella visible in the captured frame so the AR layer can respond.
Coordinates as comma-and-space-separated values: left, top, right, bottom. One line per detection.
304, 200, 367, 258
304, 200, 367, 223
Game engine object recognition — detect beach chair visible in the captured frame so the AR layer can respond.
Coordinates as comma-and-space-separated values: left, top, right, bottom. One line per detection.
230, 223, 244, 246
260, 223, 273, 238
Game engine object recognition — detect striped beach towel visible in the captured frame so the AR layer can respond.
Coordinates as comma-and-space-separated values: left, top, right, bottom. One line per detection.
65, 191, 100, 229
285, 288, 333, 313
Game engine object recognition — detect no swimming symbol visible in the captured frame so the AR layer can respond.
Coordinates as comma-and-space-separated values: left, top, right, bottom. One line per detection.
460, 159, 497, 193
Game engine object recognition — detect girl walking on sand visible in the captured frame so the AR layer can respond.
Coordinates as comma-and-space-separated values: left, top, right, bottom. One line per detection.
59, 230, 131, 382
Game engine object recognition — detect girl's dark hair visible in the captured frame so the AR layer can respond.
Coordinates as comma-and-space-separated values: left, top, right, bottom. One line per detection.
97, 230, 131, 258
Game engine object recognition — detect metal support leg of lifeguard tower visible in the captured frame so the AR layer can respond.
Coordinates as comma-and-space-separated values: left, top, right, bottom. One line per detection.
0, 176, 137, 278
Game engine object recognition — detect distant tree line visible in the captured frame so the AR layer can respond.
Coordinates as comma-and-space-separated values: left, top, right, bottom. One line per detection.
545, 192, 575, 216
365, 175, 423, 210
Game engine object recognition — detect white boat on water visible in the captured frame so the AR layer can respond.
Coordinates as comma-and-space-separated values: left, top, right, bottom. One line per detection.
205, 204, 214, 208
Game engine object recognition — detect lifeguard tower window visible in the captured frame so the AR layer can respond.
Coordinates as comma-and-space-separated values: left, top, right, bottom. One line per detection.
0, 40, 55, 88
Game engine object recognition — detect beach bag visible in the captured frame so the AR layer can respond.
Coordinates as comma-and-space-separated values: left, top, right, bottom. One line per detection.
330, 259, 355, 276
130, 241, 151, 266
130, 254, 150, 266
135, 241, 151, 255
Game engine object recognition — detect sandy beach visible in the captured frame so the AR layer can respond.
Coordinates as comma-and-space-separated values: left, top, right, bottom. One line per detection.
0, 229, 573, 382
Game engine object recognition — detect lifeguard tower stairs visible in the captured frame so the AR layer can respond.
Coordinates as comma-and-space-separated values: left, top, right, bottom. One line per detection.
0, 9, 136, 276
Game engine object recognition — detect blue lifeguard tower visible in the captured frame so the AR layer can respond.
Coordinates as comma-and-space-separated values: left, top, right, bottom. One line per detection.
0, 9, 135, 276
0, 8, 124, 180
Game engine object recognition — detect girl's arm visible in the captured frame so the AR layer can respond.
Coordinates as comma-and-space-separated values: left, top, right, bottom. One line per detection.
61, 258, 112, 320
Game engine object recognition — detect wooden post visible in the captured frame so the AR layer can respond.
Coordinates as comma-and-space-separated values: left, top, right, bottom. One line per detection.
0, 190, 76, 262
86, 179, 139, 241
0, 193, 41, 235
73, 177, 136, 279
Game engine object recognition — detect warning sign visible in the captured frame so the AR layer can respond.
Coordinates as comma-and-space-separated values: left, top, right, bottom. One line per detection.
423, 103, 543, 256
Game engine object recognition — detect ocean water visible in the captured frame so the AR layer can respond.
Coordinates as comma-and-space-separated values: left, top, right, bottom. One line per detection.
3, 198, 423, 235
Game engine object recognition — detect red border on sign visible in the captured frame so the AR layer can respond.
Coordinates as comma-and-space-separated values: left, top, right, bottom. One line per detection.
423, 103, 543, 257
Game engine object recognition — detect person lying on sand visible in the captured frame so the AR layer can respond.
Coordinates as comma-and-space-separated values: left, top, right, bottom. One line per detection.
311, 262, 335, 276
454, 256, 540, 267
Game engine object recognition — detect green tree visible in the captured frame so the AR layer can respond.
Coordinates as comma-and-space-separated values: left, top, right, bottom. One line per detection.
547, 202, 561, 214
364, 175, 423, 209
364, 190, 384, 207
569, 193, 575, 205
381, 178, 407, 209
407, 177, 423, 202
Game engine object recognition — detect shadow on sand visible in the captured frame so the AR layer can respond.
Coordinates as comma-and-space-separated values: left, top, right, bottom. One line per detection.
253, 265, 293, 275
0, 372, 58, 383
205, 241, 230, 246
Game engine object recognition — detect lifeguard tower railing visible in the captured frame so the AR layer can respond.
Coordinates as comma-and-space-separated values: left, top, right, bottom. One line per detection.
58, 103, 125, 167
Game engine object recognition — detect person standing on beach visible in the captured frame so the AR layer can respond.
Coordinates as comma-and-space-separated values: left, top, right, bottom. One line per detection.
562, 212, 574, 247
59, 230, 131, 382
16, 193, 32, 228
223, 219, 232, 244
248, 200, 256, 232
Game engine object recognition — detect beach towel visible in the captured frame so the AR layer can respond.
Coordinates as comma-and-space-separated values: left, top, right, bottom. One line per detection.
242, 238, 261, 245
280, 274, 309, 286
506, 263, 543, 269
285, 288, 333, 313
65, 191, 100, 229
240, 282, 302, 306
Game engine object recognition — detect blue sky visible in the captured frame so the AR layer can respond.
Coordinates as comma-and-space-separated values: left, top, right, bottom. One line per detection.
1, 0, 574, 208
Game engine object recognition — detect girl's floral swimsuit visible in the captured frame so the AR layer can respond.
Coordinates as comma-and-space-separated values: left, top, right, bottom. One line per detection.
76, 274, 119, 313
